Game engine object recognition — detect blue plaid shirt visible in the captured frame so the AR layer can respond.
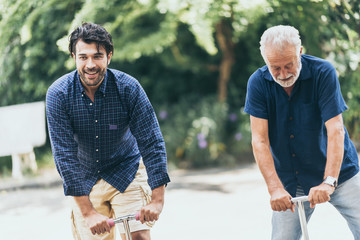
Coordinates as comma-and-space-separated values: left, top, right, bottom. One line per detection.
46, 69, 170, 196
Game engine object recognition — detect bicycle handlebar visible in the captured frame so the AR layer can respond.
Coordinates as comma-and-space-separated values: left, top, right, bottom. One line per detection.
291, 196, 309, 203
107, 212, 140, 228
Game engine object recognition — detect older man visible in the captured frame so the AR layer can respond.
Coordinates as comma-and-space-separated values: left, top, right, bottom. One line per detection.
244, 25, 360, 239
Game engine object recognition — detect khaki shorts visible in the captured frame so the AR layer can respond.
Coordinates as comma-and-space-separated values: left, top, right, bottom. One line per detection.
71, 162, 153, 240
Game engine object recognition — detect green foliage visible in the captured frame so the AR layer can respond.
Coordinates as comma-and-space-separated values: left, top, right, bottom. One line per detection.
342, 69, 360, 148
0, 156, 12, 177
156, 0, 268, 55
0, 0, 82, 106
1, 0, 360, 170
0, 144, 54, 177
156, 95, 252, 168
322, 0, 360, 145
34, 143, 55, 168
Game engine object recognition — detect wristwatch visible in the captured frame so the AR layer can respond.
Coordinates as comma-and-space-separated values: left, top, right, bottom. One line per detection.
323, 176, 338, 187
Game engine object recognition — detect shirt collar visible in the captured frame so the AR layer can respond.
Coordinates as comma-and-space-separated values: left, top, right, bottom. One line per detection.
261, 55, 311, 82
98, 71, 108, 94
76, 70, 109, 95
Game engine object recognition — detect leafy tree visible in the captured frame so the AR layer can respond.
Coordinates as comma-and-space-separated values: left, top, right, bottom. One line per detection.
0, 0, 83, 106
1, 0, 360, 171
0, 0, 268, 106
152, 0, 268, 102
323, 0, 360, 144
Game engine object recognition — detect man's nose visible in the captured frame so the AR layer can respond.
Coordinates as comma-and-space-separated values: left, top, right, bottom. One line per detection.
279, 69, 287, 79
86, 58, 96, 68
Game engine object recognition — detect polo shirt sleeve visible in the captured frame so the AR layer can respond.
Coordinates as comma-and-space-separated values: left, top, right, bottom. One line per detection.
127, 80, 170, 190
316, 61, 348, 122
244, 70, 269, 119
46, 86, 88, 196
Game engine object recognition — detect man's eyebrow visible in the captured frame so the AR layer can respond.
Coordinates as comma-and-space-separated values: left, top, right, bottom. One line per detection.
270, 62, 294, 68
77, 52, 105, 56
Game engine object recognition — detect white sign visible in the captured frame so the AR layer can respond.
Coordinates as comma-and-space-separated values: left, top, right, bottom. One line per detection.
0, 101, 46, 157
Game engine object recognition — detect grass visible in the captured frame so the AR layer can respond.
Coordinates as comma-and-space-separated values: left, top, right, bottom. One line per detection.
0, 145, 54, 178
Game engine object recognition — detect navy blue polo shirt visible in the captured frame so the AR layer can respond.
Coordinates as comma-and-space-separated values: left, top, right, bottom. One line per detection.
244, 54, 359, 196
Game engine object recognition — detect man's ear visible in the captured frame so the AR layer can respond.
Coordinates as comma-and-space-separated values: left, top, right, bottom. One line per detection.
72, 52, 75, 58
107, 52, 113, 65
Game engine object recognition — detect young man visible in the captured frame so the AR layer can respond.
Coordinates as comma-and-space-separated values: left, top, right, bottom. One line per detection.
244, 25, 360, 239
46, 22, 170, 240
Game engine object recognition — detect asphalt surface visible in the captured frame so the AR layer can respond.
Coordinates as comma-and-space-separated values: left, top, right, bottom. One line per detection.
0, 164, 354, 239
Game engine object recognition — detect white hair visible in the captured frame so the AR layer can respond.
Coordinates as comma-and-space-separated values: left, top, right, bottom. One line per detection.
259, 25, 302, 63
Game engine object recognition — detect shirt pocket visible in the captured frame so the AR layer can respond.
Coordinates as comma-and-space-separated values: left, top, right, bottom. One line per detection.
299, 103, 322, 130
100, 123, 122, 145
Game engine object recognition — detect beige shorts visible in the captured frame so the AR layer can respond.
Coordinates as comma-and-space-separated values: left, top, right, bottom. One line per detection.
71, 162, 153, 240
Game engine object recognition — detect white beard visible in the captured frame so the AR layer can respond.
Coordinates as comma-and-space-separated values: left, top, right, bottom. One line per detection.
270, 59, 302, 88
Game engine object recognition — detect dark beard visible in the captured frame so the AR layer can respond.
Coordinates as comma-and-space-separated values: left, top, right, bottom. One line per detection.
79, 68, 106, 87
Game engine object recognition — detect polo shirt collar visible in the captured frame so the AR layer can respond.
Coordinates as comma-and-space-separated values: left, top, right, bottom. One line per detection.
261, 55, 312, 82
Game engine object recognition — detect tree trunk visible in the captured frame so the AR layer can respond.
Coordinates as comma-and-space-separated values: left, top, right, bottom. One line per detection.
215, 19, 235, 102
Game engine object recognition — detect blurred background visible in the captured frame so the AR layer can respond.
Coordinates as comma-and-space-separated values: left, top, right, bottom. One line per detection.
0, 0, 360, 239
1, 0, 360, 172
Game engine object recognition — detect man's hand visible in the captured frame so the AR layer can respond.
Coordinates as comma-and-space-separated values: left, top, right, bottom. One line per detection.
73, 196, 111, 235
84, 210, 111, 235
308, 183, 334, 208
138, 185, 165, 224
270, 188, 295, 212
139, 200, 163, 224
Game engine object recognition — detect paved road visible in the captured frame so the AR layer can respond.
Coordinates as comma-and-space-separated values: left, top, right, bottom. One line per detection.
0, 164, 354, 239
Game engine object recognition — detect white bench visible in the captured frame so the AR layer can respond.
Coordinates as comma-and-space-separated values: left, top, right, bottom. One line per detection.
0, 101, 46, 178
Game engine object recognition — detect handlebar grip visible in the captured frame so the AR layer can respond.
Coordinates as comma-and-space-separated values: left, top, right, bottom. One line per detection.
107, 219, 115, 228
107, 212, 140, 228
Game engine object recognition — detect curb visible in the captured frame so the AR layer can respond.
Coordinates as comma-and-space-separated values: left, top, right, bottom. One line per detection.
0, 168, 63, 192
0, 178, 63, 192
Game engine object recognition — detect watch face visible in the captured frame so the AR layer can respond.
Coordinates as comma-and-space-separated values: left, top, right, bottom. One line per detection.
324, 176, 337, 187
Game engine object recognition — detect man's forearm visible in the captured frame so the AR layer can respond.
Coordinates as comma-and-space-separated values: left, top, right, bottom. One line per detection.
73, 195, 97, 217
151, 185, 165, 205
73, 195, 111, 235
325, 115, 345, 179
138, 185, 165, 223
252, 141, 284, 194
325, 131, 344, 179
